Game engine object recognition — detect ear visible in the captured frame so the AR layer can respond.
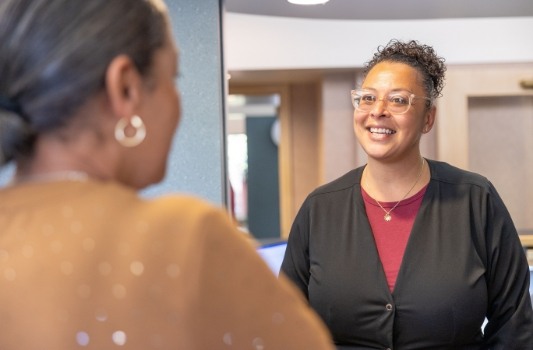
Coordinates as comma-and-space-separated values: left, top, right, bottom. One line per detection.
104, 55, 143, 121
422, 106, 436, 134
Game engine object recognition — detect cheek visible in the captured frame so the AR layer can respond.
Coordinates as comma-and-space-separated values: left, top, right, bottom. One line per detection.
353, 111, 367, 128
150, 87, 180, 145
167, 89, 181, 142
166, 83, 180, 117
159, 85, 181, 128
173, 89, 181, 125
406, 113, 426, 129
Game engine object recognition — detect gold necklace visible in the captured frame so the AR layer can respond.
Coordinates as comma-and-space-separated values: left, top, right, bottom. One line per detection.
374, 158, 425, 222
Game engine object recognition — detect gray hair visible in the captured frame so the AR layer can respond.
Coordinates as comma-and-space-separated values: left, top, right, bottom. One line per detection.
0, 0, 167, 166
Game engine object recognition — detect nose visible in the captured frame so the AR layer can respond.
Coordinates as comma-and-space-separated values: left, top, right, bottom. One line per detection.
370, 97, 388, 117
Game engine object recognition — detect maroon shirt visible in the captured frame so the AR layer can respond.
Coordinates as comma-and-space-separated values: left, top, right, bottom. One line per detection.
362, 185, 428, 291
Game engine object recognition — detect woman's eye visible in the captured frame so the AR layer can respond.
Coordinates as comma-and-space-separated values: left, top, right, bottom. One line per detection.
361, 95, 376, 103
389, 95, 408, 105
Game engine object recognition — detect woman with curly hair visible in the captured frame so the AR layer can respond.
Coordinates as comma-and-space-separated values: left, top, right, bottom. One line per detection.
281, 39, 533, 349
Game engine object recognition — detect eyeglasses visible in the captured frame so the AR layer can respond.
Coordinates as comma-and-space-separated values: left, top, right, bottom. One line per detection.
351, 89, 431, 115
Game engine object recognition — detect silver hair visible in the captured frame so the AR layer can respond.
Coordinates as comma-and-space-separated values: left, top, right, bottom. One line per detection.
0, 0, 167, 166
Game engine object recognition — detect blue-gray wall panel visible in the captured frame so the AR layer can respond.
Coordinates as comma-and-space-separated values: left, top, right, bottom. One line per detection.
143, 0, 227, 205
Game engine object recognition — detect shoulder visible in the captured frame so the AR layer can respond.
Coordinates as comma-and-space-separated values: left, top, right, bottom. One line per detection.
308, 167, 363, 200
93, 182, 239, 242
92, 181, 225, 223
135, 194, 234, 233
292, 167, 363, 217
428, 159, 492, 190
140, 194, 221, 218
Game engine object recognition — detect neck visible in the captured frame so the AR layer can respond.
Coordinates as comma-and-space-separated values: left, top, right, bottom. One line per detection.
15, 133, 116, 184
10, 170, 91, 186
363, 156, 427, 202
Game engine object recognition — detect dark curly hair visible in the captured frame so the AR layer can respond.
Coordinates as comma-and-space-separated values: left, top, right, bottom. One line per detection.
363, 39, 447, 103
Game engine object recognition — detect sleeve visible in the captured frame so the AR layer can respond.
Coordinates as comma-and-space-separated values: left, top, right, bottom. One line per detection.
186, 205, 334, 350
279, 198, 312, 299
482, 184, 533, 349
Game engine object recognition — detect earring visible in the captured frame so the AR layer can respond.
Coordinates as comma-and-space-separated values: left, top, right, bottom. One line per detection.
114, 115, 146, 147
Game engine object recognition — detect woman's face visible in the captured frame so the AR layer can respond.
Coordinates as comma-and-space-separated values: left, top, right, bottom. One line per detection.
353, 61, 434, 163
127, 27, 181, 188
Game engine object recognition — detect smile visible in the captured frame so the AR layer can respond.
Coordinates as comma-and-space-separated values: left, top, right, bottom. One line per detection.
369, 127, 396, 135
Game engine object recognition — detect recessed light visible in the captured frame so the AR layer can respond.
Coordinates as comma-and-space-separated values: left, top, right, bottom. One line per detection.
287, 0, 330, 5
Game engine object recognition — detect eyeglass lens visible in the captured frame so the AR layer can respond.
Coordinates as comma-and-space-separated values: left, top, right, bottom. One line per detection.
352, 91, 412, 114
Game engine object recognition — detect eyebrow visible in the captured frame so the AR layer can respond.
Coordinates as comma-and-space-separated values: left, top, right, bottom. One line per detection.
360, 87, 414, 94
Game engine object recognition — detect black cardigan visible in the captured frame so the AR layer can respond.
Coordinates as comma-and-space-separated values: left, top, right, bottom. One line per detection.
281, 159, 533, 349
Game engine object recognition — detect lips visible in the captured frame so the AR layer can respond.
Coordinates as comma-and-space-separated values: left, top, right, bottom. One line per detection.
369, 127, 396, 135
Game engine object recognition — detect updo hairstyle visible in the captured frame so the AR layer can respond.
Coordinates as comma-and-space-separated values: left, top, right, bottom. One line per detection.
0, 0, 167, 166
363, 39, 447, 104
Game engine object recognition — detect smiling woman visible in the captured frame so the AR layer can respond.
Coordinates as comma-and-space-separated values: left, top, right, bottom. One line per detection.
280, 39, 533, 349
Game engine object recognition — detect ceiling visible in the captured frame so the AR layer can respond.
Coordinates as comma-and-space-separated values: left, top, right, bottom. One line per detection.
225, 0, 533, 21
225, 0, 533, 85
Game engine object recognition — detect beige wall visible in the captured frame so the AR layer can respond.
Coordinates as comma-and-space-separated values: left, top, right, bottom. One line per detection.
438, 63, 533, 233
437, 63, 533, 167
319, 73, 360, 183
289, 83, 320, 227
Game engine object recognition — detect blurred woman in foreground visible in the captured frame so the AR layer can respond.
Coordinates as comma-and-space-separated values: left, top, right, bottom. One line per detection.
0, 0, 334, 349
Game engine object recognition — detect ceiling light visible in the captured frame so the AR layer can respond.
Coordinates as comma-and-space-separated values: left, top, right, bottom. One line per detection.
287, 0, 330, 5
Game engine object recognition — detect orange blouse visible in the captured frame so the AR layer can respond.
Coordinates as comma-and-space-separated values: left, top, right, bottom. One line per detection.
0, 179, 333, 349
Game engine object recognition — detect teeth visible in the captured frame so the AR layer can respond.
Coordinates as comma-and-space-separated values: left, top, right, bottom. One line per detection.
370, 127, 395, 134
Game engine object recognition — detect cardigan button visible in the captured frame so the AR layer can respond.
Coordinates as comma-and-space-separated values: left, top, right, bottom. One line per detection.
385, 303, 393, 311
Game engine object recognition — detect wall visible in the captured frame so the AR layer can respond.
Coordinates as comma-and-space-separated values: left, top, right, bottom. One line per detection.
143, 0, 227, 204
438, 62, 533, 232
319, 73, 360, 183
225, 14, 533, 70
289, 83, 321, 219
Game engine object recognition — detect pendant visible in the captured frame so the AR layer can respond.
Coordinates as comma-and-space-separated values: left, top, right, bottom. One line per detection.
384, 213, 392, 222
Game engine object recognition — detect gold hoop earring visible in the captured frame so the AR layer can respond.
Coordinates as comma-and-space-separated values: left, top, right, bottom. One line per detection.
114, 115, 146, 147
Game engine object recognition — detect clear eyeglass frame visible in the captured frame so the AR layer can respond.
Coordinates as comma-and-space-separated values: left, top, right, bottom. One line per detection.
351, 89, 431, 115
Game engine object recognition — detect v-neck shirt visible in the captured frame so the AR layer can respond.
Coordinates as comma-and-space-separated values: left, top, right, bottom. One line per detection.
362, 185, 428, 292
281, 159, 533, 349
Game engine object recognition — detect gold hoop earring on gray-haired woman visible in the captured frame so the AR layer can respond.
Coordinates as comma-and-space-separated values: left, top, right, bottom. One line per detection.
114, 115, 146, 147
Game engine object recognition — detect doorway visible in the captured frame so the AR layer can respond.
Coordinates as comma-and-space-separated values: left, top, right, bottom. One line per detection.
227, 93, 282, 239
